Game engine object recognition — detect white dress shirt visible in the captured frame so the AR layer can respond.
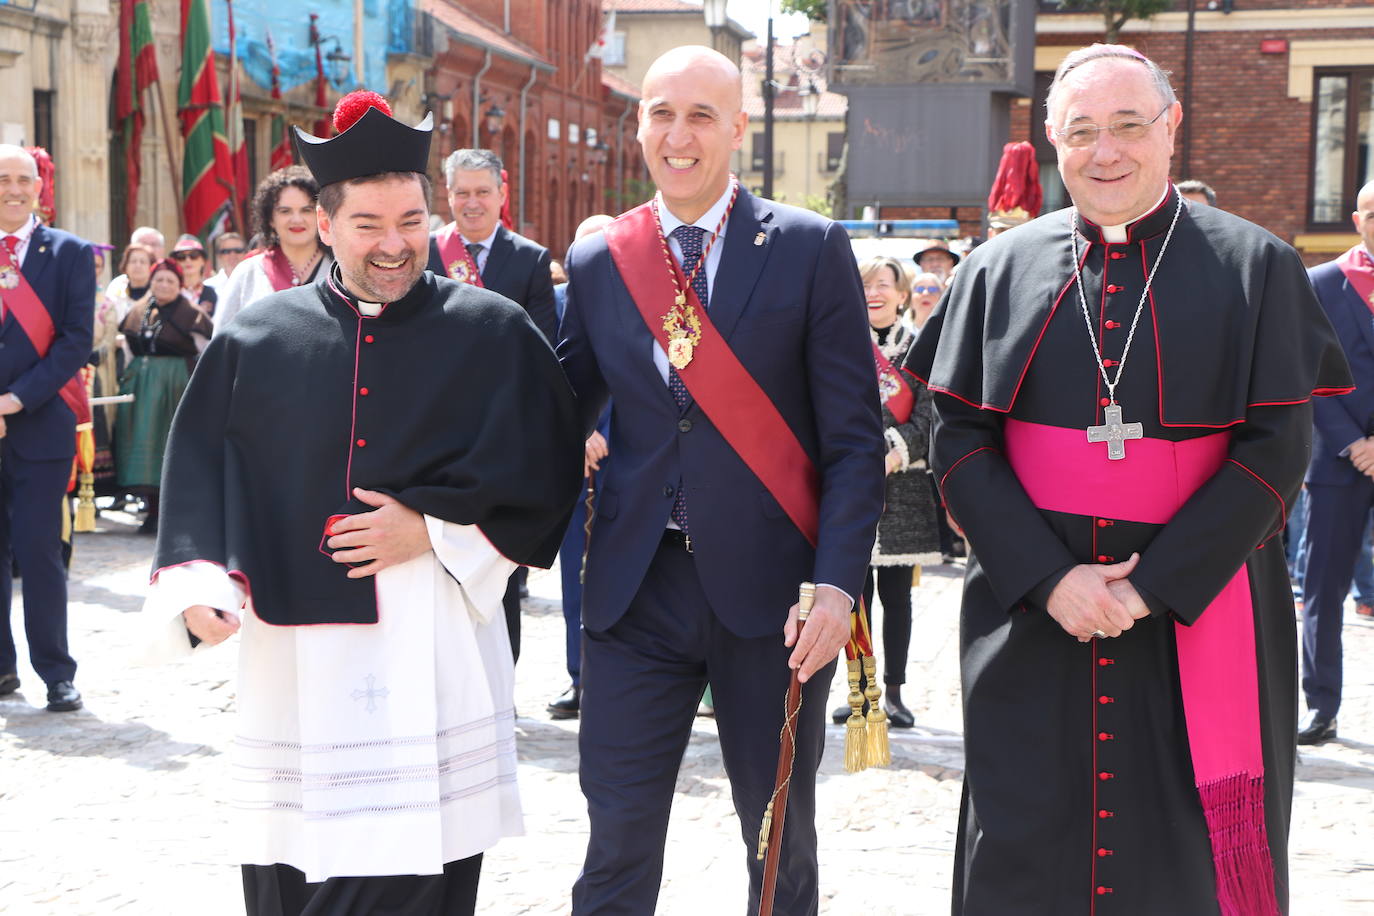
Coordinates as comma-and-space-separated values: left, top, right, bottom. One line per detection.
458, 225, 500, 275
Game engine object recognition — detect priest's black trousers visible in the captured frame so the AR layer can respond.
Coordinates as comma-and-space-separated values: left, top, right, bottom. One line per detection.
242, 854, 482, 916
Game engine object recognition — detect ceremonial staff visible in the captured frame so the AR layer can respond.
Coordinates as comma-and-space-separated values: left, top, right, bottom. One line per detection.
755, 581, 815, 916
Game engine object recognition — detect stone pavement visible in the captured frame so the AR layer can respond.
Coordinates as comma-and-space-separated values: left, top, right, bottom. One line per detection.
1, 514, 1372, 914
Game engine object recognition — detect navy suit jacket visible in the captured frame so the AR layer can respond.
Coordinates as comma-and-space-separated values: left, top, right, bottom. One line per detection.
558, 189, 885, 638
0, 223, 94, 462
427, 223, 557, 344
1309, 259, 1374, 486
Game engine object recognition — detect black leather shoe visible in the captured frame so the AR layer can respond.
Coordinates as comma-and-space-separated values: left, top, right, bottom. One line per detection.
547, 684, 580, 720
832, 701, 870, 724
883, 697, 915, 729
1297, 710, 1337, 745
0, 672, 18, 696
45, 681, 82, 712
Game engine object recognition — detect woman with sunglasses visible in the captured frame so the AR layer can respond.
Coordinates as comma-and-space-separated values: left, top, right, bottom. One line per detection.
909, 271, 944, 335
213, 166, 333, 333
115, 258, 213, 533
170, 234, 218, 317
831, 255, 943, 729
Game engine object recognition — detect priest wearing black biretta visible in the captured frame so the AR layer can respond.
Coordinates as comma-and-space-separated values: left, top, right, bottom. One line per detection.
905, 45, 1352, 915
141, 91, 582, 915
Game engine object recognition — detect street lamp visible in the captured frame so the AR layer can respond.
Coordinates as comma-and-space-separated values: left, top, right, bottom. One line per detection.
484, 102, 506, 136
702, 0, 727, 51
800, 77, 821, 120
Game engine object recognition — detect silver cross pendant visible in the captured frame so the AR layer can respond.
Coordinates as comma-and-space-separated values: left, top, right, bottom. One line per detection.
1086, 404, 1143, 460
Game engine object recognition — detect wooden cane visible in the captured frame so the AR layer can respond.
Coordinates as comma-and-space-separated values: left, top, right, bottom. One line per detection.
756, 581, 816, 916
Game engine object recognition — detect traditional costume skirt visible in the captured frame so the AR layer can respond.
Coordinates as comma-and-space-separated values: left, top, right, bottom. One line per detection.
115, 354, 189, 488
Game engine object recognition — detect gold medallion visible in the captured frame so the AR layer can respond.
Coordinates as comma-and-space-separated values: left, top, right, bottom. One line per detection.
668, 336, 694, 370
0, 266, 17, 289
449, 259, 472, 283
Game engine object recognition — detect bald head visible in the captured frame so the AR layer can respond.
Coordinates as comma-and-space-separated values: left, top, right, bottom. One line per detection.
0, 144, 37, 177
0, 144, 39, 234
1357, 180, 1374, 213
642, 46, 743, 112
1355, 181, 1374, 257
638, 45, 748, 224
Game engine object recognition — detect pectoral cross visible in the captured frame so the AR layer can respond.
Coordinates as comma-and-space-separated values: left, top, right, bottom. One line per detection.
1086, 404, 1143, 460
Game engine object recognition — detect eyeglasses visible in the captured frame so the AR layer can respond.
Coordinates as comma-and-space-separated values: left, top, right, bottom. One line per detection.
1054, 105, 1170, 149
216, 247, 245, 256
912, 285, 941, 294
170, 251, 203, 260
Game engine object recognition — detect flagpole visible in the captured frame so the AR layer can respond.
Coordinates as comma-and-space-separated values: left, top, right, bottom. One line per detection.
148, 78, 186, 234
227, 0, 241, 230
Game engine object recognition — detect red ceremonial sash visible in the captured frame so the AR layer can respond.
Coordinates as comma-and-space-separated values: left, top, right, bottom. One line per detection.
1337, 244, 1374, 315
603, 203, 821, 546
0, 244, 89, 424
261, 246, 298, 293
434, 224, 485, 288
873, 341, 913, 425
1003, 418, 1280, 916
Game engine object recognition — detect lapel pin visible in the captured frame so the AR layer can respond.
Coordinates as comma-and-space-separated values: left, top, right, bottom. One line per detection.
753, 232, 765, 247
38, 246, 45, 253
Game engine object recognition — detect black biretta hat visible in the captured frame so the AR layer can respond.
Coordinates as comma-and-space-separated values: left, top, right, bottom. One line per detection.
292, 93, 433, 188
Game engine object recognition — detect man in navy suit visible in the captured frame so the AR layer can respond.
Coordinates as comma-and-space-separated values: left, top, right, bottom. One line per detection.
558, 46, 884, 914
0, 145, 94, 712
427, 147, 559, 663
1301, 179, 1374, 745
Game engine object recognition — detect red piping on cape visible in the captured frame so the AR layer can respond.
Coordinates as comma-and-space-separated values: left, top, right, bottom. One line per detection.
938, 446, 999, 511
1226, 457, 1287, 544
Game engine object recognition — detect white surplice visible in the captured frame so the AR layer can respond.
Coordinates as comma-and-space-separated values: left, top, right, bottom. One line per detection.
142, 516, 521, 883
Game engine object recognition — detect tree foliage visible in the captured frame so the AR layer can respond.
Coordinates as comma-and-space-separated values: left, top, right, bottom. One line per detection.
780, 0, 828, 23
1051, 0, 1171, 43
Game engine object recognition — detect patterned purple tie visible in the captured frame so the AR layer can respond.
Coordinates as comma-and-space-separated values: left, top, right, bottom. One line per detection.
668, 224, 709, 537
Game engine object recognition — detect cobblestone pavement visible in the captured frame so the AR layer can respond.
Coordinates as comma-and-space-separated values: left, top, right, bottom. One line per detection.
2, 515, 1372, 914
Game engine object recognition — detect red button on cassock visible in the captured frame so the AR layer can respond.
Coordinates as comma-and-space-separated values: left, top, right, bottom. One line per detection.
1097, 848, 1114, 857
1110, 251, 1127, 260
364, 335, 375, 344
1099, 397, 1110, 407
1098, 658, 1114, 667
1107, 285, 1123, 293
1098, 732, 1114, 741
1098, 809, 1114, 819
1099, 696, 1114, 705
1098, 772, 1115, 781
1105, 320, 1119, 329
1097, 886, 1114, 895
359, 387, 369, 396
1097, 519, 1109, 528
1103, 358, 1117, 367
356, 439, 367, 447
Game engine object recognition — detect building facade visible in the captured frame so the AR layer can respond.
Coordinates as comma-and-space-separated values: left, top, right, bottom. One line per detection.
602, 0, 752, 89
424, 0, 643, 256
737, 24, 846, 214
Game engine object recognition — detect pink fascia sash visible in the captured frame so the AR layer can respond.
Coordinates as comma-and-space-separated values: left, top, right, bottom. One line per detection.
1004, 418, 1281, 916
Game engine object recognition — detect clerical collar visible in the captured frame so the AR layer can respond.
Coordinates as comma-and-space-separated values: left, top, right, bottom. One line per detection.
324, 263, 431, 323
655, 181, 734, 242
1077, 184, 1175, 245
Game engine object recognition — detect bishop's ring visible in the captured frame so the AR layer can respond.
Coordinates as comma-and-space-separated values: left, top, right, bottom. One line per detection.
1091, 629, 1108, 639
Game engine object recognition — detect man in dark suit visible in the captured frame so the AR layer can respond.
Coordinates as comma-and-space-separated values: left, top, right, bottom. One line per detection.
558, 46, 884, 914
1300, 178, 1374, 745
0, 144, 94, 712
427, 148, 557, 343
428, 147, 558, 661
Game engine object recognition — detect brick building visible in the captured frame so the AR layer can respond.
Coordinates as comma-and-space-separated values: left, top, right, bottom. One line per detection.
866, 2, 1374, 262
423, 0, 643, 255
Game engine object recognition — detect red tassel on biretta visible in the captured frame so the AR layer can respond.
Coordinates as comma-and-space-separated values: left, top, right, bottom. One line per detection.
333, 90, 393, 133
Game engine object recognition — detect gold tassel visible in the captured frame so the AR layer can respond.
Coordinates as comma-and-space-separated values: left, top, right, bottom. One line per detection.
862, 656, 891, 767
75, 472, 97, 532
843, 657, 868, 772
756, 799, 775, 861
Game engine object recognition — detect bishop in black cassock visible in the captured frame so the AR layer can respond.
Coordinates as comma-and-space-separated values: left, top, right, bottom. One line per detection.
142, 92, 582, 915
906, 46, 1351, 915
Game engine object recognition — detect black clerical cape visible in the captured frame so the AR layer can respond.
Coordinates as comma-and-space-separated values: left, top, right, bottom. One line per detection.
905, 188, 1352, 915
153, 270, 582, 625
